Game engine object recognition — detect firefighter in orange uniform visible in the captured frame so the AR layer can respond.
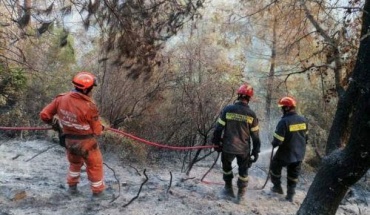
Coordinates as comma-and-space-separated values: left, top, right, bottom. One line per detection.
270, 96, 308, 202
40, 71, 106, 199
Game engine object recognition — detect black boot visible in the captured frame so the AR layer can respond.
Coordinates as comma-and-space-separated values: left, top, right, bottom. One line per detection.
91, 189, 115, 201
235, 187, 247, 204
68, 185, 79, 195
285, 186, 295, 202
234, 178, 248, 204
271, 184, 284, 194
223, 181, 235, 198
270, 170, 283, 194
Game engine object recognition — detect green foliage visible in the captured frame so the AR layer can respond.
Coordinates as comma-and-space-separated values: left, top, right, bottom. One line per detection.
100, 132, 149, 164
17, 32, 76, 130
0, 65, 27, 111
0, 64, 29, 135
0, 23, 76, 133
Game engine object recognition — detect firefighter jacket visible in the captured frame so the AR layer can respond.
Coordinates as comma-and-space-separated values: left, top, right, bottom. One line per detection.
271, 111, 308, 163
212, 101, 261, 155
40, 91, 103, 137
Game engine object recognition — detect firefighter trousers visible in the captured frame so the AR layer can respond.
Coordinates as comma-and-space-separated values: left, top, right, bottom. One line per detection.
65, 138, 105, 194
221, 152, 250, 188
270, 159, 301, 190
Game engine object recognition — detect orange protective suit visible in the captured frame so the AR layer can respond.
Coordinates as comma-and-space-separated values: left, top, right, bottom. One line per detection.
40, 91, 105, 194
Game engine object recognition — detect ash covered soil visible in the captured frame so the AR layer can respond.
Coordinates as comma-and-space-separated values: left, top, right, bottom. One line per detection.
0, 139, 368, 215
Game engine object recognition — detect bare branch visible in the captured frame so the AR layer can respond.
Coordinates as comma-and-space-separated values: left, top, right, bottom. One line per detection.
25, 144, 57, 162
200, 152, 219, 182
300, 0, 335, 47
166, 171, 172, 194
128, 165, 141, 176
103, 162, 121, 203
122, 169, 149, 208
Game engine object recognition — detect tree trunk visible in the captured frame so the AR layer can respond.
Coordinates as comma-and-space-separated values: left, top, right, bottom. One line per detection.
324, 86, 355, 154
265, 18, 277, 133
298, 1, 370, 213
18, 0, 32, 28
301, 0, 348, 154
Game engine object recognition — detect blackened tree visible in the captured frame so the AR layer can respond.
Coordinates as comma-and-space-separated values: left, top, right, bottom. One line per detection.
297, 0, 370, 214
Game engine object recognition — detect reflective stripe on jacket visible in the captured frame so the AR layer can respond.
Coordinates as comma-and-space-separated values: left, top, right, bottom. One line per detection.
272, 112, 308, 163
40, 91, 103, 136
212, 101, 261, 155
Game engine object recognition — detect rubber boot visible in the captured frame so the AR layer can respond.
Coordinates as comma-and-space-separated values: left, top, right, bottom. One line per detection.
223, 180, 235, 198
91, 191, 112, 201
270, 171, 283, 194
235, 187, 247, 204
68, 185, 79, 195
285, 186, 295, 202
91, 187, 115, 201
271, 184, 284, 194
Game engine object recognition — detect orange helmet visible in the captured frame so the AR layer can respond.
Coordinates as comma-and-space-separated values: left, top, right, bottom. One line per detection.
278, 96, 296, 107
237, 84, 254, 97
72, 72, 97, 90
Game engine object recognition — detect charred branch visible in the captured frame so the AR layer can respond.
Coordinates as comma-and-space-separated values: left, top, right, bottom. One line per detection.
122, 169, 149, 208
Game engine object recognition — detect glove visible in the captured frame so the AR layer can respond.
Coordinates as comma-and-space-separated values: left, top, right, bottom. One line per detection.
51, 116, 61, 131
250, 151, 259, 163
272, 140, 280, 148
59, 134, 66, 148
102, 123, 111, 131
214, 144, 222, 152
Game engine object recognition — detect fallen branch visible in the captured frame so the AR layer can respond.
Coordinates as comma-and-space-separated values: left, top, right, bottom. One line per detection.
166, 171, 172, 194
25, 144, 57, 162
129, 165, 141, 176
12, 154, 22, 160
201, 152, 220, 182
122, 169, 148, 208
180, 177, 195, 182
103, 162, 121, 203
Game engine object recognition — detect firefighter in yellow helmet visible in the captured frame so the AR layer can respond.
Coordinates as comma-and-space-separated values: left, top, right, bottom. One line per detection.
40, 71, 108, 200
212, 84, 261, 204
270, 96, 308, 202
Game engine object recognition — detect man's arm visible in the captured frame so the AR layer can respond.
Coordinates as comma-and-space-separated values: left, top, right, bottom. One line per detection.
40, 99, 58, 124
271, 120, 286, 148
88, 104, 103, 136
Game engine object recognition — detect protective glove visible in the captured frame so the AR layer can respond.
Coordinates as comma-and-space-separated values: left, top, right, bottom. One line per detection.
214, 144, 223, 152
51, 116, 66, 148
100, 117, 109, 131
250, 151, 259, 163
51, 116, 61, 131
271, 140, 280, 148
59, 134, 66, 148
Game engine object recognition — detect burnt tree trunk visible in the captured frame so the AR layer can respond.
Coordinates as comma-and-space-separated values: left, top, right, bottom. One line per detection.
18, 0, 32, 28
297, 1, 370, 214
265, 17, 277, 134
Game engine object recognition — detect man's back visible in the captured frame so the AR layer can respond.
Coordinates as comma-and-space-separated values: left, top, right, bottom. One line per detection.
40, 91, 103, 136
274, 112, 308, 163
219, 101, 258, 155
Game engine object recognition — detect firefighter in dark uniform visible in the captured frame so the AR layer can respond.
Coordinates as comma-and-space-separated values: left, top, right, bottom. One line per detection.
212, 83, 261, 204
270, 96, 308, 202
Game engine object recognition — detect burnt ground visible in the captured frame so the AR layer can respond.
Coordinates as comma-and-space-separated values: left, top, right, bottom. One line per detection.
0, 139, 369, 215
